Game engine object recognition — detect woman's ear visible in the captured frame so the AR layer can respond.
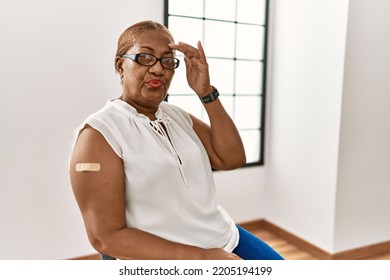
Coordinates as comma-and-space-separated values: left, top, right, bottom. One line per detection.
115, 57, 124, 82
116, 57, 122, 70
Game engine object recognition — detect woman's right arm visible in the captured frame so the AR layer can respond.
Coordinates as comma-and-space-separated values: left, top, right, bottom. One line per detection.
69, 126, 240, 260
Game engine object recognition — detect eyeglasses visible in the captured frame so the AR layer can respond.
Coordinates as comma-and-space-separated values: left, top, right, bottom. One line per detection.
122, 53, 180, 69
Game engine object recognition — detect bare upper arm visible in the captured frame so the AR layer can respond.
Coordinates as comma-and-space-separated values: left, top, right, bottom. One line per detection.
69, 126, 126, 245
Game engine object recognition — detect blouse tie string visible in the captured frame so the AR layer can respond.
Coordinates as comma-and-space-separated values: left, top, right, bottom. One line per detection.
150, 113, 189, 187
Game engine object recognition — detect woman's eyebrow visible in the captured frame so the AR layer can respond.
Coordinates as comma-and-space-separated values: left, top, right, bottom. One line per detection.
138, 45, 154, 51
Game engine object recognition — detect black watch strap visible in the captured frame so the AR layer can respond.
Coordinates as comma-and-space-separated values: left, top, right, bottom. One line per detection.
200, 87, 219, 103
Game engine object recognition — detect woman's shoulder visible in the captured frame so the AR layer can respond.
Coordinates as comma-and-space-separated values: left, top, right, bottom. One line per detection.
71, 101, 125, 158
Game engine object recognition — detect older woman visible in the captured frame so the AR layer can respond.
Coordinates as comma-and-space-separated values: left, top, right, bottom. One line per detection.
69, 20, 283, 260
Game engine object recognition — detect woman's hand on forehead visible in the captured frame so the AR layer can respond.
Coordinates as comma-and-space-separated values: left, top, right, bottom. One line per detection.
169, 41, 201, 58
168, 41, 212, 97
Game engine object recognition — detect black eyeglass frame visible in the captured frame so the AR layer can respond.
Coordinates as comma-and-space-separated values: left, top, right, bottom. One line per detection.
122, 53, 180, 69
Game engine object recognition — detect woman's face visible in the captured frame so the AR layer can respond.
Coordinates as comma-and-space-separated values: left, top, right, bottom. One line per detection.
120, 30, 176, 116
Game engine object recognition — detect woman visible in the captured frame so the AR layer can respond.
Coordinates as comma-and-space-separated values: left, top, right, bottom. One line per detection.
69, 20, 283, 260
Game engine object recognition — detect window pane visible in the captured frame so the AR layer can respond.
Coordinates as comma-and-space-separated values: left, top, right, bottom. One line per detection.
169, 17, 203, 46
208, 58, 235, 95
240, 129, 261, 163
204, 20, 235, 58
237, 0, 266, 25
236, 24, 264, 60
169, 0, 204, 18
235, 60, 263, 95
168, 58, 189, 94
235, 96, 261, 129
205, 0, 236, 21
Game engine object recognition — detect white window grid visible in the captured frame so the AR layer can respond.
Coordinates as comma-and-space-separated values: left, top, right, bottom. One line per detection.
165, 0, 269, 165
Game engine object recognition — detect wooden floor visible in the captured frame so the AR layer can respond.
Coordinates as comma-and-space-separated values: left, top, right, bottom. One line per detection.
252, 228, 390, 260
252, 228, 317, 260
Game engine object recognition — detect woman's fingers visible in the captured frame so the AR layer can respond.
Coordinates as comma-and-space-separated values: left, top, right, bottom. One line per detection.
169, 41, 201, 59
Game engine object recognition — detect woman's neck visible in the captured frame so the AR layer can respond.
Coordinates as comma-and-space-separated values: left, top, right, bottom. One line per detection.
119, 95, 159, 121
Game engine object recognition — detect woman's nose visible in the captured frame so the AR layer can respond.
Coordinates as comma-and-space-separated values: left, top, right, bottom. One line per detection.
149, 61, 165, 75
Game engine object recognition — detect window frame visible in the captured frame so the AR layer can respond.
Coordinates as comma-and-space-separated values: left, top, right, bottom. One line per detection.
164, 0, 269, 166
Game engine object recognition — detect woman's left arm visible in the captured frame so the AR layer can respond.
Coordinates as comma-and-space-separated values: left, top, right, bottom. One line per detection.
190, 99, 246, 170
169, 41, 246, 170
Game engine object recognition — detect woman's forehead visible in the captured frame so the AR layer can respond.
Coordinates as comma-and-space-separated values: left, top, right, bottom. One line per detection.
133, 30, 173, 44
131, 31, 174, 52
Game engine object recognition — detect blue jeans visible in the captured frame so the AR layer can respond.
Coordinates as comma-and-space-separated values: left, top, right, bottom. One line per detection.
100, 225, 284, 260
233, 225, 284, 260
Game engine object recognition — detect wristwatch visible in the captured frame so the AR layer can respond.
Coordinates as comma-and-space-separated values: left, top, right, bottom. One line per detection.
199, 87, 220, 103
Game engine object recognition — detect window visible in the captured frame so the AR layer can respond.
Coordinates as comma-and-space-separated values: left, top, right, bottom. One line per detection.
165, 0, 269, 165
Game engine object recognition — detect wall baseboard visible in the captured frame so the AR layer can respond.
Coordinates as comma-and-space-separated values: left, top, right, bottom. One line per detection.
331, 239, 390, 260
241, 219, 390, 260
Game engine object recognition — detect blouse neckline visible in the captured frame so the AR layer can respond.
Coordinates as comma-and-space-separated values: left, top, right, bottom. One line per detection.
110, 99, 165, 122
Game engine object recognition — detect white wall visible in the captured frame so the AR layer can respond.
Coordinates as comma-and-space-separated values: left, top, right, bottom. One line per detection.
266, 0, 349, 252
0, 0, 266, 259
214, 167, 266, 223
334, 0, 390, 252
267, 0, 390, 254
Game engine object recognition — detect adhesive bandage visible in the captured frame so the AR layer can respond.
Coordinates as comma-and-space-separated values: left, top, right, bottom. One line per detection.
75, 163, 101, 172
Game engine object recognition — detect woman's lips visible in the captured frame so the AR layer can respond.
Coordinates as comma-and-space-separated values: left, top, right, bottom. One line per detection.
148, 79, 163, 89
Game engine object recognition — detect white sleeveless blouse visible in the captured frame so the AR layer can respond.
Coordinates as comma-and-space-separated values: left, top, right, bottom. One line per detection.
71, 99, 238, 252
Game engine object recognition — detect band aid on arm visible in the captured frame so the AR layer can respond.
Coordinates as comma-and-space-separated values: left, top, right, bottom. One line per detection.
75, 163, 101, 172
